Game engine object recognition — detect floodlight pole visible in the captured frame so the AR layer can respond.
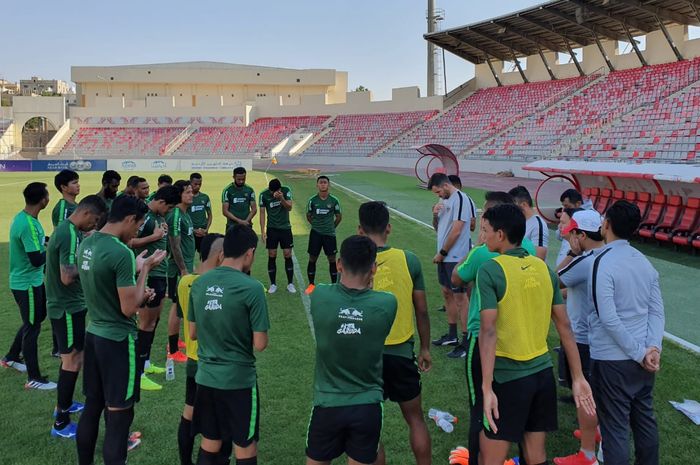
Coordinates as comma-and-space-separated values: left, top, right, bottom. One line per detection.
427, 0, 436, 96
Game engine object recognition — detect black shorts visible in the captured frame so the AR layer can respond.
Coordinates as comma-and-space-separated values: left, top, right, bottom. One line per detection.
561, 343, 592, 388
50, 309, 86, 354
83, 332, 140, 408
266, 227, 293, 250
194, 234, 203, 253
306, 403, 383, 464
308, 229, 337, 257
12, 285, 47, 326
146, 276, 167, 309
383, 354, 421, 403
192, 384, 260, 447
437, 262, 467, 293
167, 275, 180, 304
185, 358, 198, 406
466, 334, 483, 465
483, 367, 558, 443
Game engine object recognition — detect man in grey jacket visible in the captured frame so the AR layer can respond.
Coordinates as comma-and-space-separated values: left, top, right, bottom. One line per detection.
588, 200, 665, 465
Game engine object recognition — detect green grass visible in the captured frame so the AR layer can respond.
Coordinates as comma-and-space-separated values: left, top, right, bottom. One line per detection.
0, 170, 698, 464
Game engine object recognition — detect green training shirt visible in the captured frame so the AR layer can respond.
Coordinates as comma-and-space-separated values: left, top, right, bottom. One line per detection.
190, 192, 211, 229
457, 239, 536, 336
78, 231, 137, 341
135, 211, 169, 278
188, 266, 270, 390
52, 199, 77, 227
477, 247, 563, 383
259, 187, 292, 230
167, 207, 195, 277
306, 193, 341, 236
310, 283, 397, 407
9, 210, 46, 290
46, 219, 84, 319
221, 183, 256, 226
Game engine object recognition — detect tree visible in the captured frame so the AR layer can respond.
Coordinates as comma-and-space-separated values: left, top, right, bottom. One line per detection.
353, 85, 369, 92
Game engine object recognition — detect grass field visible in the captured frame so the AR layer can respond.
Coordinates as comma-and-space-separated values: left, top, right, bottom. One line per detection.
0, 169, 698, 465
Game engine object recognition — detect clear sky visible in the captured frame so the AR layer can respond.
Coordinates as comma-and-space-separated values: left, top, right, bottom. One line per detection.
2, 0, 541, 100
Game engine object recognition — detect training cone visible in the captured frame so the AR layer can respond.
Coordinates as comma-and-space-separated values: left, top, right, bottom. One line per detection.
449, 446, 470, 465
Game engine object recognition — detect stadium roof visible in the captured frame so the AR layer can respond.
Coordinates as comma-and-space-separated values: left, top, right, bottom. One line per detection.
426, 0, 700, 64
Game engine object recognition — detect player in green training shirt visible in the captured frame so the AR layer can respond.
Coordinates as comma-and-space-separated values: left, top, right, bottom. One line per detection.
450, 191, 536, 465
166, 180, 195, 363
76, 195, 166, 465
46, 195, 106, 438
95, 170, 122, 223
222, 166, 257, 229
306, 235, 397, 465
145, 174, 173, 203
188, 224, 269, 465
129, 185, 181, 391
52, 169, 80, 227
259, 178, 294, 294
189, 172, 212, 253
305, 175, 342, 294
2, 182, 54, 390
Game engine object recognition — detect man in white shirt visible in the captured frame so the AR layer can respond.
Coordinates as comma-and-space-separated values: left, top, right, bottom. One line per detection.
509, 185, 548, 260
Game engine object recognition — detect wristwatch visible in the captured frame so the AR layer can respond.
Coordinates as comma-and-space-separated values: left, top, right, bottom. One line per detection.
439, 249, 448, 257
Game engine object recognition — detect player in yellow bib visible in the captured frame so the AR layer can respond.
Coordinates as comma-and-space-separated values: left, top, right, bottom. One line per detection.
358, 201, 432, 465
177, 233, 226, 465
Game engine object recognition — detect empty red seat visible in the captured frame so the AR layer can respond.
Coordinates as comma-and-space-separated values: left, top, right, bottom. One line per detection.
595, 188, 614, 213
588, 188, 600, 208
638, 194, 666, 238
668, 198, 700, 246
634, 192, 652, 220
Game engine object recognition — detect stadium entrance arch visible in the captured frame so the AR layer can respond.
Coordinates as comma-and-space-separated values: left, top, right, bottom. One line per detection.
10, 96, 65, 155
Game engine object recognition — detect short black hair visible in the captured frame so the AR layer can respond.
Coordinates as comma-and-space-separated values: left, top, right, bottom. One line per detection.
127, 176, 141, 188
484, 191, 515, 206
575, 228, 604, 242
317, 175, 330, 182
508, 185, 533, 207
268, 179, 282, 192
102, 170, 121, 185
190, 172, 202, 181
54, 169, 79, 192
427, 173, 450, 189
233, 167, 247, 176
173, 180, 191, 201
107, 195, 148, 223
359, 201, 389, 234
482, 203, 526, 245
560, 188, 583, 205
200, 233, 224, 261
157, 174, 173, 185
605, 200, 641, 240
448, 175, 462, 188
340, 235, 377, 275
223, 224, 258, 259
153, 185, 181, 206
75, 194, 107, 216
23, 182, 49, 205
562, 207, 583, 219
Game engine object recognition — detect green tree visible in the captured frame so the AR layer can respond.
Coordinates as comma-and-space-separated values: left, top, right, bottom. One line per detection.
353, 85, 369, 92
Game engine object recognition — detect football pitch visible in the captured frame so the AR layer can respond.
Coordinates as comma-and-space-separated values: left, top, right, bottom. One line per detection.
0, 169, 698, 464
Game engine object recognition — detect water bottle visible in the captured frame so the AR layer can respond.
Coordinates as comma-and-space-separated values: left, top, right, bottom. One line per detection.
165, 358, 175, 381
428, 408, 456, 433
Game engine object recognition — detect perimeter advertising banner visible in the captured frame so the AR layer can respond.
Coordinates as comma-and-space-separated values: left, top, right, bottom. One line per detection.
107, 158, 253, 172
0, 160, 32, 172
0, 160, 107, 172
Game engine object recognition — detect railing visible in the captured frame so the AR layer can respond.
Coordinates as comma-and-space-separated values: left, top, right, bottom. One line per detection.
162, 124, 197, 156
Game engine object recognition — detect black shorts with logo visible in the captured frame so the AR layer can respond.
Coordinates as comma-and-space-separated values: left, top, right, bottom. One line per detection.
437, 262, 467, 293
51, 309, 87, 354
266, 227, 293, 250
146, 276, 167, 309
383, 354, 421, 403
307, 229, 337, 257
167, 275, 180, 304
483, 367, 558, 443
306, 403, 383, 464
83, 332, 140, 408
192, 383, 260, 447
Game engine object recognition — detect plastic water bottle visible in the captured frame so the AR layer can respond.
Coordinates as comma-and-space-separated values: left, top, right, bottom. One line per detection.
165, 358, 175, 381
428, 408, 456, 433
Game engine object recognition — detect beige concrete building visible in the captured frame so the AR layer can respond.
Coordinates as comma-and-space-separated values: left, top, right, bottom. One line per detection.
20, 77, 71, 96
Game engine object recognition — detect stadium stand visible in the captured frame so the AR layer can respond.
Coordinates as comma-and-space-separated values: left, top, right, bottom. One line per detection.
378, 78, 587, 158
60, 127, 184, 157
173, 115, 329, 156
301, 111, 438, 157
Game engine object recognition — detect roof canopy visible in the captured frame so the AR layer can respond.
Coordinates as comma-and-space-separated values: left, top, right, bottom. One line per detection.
426, 0, 700, 64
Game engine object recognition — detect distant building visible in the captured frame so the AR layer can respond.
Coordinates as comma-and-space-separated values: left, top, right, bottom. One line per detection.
20, 76, 71, 96
1, 80, 20, 95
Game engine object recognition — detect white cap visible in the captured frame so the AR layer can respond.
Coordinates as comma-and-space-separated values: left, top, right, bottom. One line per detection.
562, 210, 602, 235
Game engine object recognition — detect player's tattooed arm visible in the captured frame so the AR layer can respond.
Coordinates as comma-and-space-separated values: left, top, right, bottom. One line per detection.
60, 264, 79, 285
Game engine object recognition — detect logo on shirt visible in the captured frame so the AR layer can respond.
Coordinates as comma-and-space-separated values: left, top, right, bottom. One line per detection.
206, 285, 224, 297
187, 226, 193, 236
191, 205, 205, 212
337, 323, 362, 335
524, 277, 542, 290
233, 197, 248, 204
81, 248, 93, 271
204, 299, 222, 311
269, 200, 282, 208
315, 208, 330, 215
338, 307, 363, 321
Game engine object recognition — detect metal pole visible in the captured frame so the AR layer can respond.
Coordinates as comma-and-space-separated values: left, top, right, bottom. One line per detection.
442, 47, 447, 95
565, 39, 585, 76
537, 47, 556, 80
485, 55, 503, 87
656, 16, 684, 61
512, 50, 528, 83
427, 0, 436, 96
593, 32, 615, 72
623, 24, 648, 67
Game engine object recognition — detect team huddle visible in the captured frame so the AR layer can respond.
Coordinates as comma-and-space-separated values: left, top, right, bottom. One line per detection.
2, 167, 664, 465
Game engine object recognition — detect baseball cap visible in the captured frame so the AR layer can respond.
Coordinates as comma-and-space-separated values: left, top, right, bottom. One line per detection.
562, 210, 602, 235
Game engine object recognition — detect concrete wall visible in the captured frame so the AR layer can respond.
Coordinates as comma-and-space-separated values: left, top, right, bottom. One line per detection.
10, 97, 66, 149
474, 24, 700, 88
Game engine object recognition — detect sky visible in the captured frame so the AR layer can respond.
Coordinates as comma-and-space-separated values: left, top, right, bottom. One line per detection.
2, 0, 542, 100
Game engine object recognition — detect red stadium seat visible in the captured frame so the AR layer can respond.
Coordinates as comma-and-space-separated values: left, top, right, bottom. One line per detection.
588, 188, 600, 208
638, 194, 667, 238
595, 188, 613, 214
634, 192, 652, 221
668, 198, 700, 247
